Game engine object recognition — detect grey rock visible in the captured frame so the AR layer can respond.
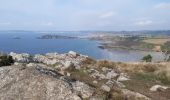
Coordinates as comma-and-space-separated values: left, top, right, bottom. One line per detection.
68, 51, 79, 57
150, 85, 169, 92
100, 84, 110, 92
72, 81, 94, 99
10, 52, 32, 63
0, 65, 81, 100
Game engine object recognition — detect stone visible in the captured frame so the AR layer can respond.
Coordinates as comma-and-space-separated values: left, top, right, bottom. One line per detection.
93, 80, 98, 84
117, 73, 129, 81
72, 81, 94, 99
122, 89, 151, 100
0, 65, 81, 100
68, 51, 79, 57
10, 52, 32, 63
101, 84, 111, 92
150, 85, 169, 92
106, 70, 119, 79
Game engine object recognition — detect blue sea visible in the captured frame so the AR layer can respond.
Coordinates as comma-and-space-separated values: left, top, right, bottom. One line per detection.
0, 31, 164, 62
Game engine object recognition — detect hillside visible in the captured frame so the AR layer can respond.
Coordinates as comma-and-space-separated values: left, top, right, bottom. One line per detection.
0, 51, 170, 100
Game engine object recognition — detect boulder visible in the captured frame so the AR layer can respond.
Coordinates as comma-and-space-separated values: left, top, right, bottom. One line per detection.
150, 85, 169, 92
72, 81, 94, 99
122, 89, 151, 100
106, 70, 119, 79
100, 84, 111, 92
68, 51, 79, 57
117, 73, 129, 81
0, 65, 81, 100
10, 52, 32, 63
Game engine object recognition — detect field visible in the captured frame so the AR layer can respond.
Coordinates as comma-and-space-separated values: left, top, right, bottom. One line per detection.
143, 38, 170, 45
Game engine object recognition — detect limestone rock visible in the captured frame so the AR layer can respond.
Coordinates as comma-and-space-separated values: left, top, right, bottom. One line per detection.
106, 70, 118, 79
150, 85, 169, 92
68, 51, 79, 57
122, 89, 151, 100
117, 73, 130, 81
100, 84, 110, 92
0, 65, 81, 100
72, 81, 94, 99
10, 52, 32, 63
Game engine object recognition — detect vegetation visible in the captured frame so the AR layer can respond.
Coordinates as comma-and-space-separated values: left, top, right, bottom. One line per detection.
142, 54, 152, 62
0, 55, 14, 67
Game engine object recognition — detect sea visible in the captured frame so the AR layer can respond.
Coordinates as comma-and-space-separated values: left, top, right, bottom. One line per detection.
0, 31, 164, 62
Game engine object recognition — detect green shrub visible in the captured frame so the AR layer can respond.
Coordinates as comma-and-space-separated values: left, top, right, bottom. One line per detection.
142, 54, 152, 62
0, 55, 14, 67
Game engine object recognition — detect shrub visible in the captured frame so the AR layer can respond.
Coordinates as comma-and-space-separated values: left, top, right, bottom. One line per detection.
0, 55, 14, 67
142, 54, 152, 62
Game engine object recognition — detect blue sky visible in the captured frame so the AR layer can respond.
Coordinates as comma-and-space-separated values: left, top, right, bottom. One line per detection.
0, 0, 170, 31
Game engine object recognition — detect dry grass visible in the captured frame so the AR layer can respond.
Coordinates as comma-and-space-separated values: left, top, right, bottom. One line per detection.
143, 38, 170, 45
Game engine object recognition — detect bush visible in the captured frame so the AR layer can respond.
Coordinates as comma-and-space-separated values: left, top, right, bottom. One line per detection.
142, 54, 152, 62
0, 55, 14, 67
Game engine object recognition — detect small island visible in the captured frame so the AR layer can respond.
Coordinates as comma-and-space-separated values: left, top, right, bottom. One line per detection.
37, 34, 77, 39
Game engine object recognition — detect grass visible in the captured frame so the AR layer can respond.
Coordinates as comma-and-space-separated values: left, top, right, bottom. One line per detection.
143, 38, 170, 45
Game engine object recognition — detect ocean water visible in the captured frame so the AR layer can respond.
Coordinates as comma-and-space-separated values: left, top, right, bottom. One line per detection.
0, 31, 164, 62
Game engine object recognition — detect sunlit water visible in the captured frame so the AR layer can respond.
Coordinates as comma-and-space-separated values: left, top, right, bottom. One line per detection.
0, 31, 164, 62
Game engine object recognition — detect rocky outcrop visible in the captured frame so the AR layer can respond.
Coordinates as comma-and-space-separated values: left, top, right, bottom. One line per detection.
10, 52, 32, 63
72, 81, 94, 99
0, 65, 88, 100
150, 85, 169, 92
2, 52, 164, 100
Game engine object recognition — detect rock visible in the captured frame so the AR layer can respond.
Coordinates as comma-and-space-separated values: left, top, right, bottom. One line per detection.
10, 52, 32, 63
117, 73, 129, 81
106, 70, 118, 79
89, 97, 103, 100
122, 89, 151, 100
150, 85, 169, 92
93, 80, 98, 84
64, 61, 74, 69
102, 67, 112, 72
101, 84, 110, 92
72, 81, 94, 99
0, 65, 81, 100
68, 51, 79, 57
46, 59, 58, 65
46, 52, 58, 58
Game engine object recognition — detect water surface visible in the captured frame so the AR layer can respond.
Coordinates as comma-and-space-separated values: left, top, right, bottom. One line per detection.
0, 31, 164, 62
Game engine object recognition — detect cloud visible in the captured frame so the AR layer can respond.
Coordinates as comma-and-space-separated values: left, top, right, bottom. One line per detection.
99, 11, 116, 19
0, 22, 11, 25
41, 22, 54, 26
154, 3, 170, 9
135, 20, 153, 26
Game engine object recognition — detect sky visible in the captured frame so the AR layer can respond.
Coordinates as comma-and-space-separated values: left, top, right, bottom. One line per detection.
0, 0, 170, 31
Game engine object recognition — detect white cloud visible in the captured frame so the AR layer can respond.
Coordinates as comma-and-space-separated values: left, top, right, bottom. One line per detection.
41, 22, 54, 26
154, 3, 170, 9
0, 22, 11, 25
99, 11, 116, 19
135, 20, 153, 26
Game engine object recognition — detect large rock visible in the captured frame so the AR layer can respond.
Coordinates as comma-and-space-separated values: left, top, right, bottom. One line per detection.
150, 85, 169, 92
72, 81, 94, 99
10, 52, 32, 63
100, 84, 111, 92
117, 73, 130, 81
68, 51, 79, 57
122, 89, 151, 100
0, 65, 81, 100
106, 70, 119, 79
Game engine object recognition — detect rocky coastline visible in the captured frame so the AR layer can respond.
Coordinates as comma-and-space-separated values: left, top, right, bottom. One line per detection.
0, 51, 170, 100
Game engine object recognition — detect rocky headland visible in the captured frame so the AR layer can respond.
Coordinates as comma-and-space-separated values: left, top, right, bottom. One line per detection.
0, 51, 170, 100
